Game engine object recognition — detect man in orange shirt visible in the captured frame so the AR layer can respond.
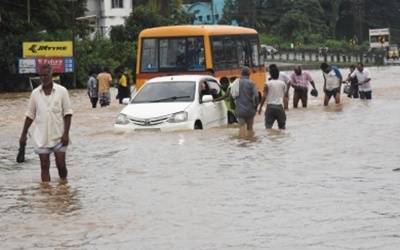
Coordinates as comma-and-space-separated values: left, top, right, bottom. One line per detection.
97, 67, 113, 107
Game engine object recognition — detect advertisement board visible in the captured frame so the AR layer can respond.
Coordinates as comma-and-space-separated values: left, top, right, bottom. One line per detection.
18, 57, 74, 74
36, 58, 65, 73
18, 58, 37, 74
23, 41, 73, 57
369, 28, 390, 48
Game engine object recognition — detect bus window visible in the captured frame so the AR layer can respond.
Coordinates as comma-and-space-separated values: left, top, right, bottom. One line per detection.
237, 37, 251, 67
160, 38, 186, 69
154, 37, 205, 72
211, 36, 239, 70
224, 36, 238, 69
187, 37, 205, 71
237, 38, 246, 67
250, 38, 260, 66
141, 39, 158, 72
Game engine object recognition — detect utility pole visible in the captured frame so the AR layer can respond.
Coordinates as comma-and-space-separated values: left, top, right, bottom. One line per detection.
68, 0, 77, 88
72, 0, 76, 88
27, 0, 31, 23
353, 0, 364, 42
210, 0, 215, 24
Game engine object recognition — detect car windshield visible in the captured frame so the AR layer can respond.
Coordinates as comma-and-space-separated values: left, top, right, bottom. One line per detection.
132, 81, 196, 103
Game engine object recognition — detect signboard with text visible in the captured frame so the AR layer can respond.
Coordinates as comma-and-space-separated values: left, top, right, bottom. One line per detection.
36, 58, 64, 73
18, 58, 37, 74
64, 57, 74, 73
23, 41, 73, 57
18, 57, 74, 74
369, 28, 390, 48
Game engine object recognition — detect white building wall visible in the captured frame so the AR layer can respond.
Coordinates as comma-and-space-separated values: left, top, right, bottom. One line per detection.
86, 0, 132, 37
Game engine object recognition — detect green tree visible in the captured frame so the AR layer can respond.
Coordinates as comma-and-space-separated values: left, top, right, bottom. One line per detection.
319, 0, 344, 37
221, 0, 258, 28
110, 2, 192, 42
0, 0, 87, 89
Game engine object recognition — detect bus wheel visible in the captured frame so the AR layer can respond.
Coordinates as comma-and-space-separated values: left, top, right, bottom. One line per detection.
194, 120, 203, 130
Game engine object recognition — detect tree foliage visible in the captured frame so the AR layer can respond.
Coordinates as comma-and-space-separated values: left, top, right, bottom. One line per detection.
111, 1, 193, 42
222, 0, 400, 43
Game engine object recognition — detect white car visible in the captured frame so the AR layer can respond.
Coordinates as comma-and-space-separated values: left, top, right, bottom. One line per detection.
114, 75, 227, 131
261, 44, 278, 55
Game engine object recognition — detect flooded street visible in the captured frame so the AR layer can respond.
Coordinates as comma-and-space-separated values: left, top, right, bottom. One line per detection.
1, 66, 400, 249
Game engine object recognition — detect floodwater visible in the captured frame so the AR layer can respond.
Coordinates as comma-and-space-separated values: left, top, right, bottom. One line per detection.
1, 67, 400, 250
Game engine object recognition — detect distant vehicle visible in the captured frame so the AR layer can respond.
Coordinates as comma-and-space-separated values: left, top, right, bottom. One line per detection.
318, 46, 329, 56
261, 44, 278, 55
114, 75, 227, 132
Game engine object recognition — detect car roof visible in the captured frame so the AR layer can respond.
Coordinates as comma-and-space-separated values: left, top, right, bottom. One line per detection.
146, 75, 216, 83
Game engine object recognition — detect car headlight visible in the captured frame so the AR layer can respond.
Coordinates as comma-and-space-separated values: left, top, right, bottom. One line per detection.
167, 111, 188, 123
115, 113, 129, 125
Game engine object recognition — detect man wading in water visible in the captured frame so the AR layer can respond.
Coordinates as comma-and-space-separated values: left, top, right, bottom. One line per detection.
230, 66, 259, 138
19, 64, 73, 182
289, 65, 318, 108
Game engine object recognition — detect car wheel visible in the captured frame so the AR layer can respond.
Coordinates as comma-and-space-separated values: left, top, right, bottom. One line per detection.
194, 120, 203, 130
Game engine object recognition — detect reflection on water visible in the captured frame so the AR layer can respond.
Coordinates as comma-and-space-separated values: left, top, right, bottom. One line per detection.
1, 67, 400, 249
38, 182, 81, 215
1, 182, 80, 216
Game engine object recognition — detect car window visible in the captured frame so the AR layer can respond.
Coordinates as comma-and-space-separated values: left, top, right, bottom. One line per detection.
199, 79, 222, 102
132, 81, 196, 103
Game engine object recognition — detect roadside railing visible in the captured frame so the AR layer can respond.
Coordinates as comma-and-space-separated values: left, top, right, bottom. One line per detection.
265, 49, 386, 66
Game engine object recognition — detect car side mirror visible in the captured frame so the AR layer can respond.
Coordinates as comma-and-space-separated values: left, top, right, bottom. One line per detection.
122, 98, 130, 105
201, 95, 213, 103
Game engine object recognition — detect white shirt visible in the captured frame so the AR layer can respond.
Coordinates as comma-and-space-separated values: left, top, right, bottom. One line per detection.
230, 78, 240, 98
323, 69, 341, 91
279, 72, 290, 86
26, 83, 73, 148
266, 79, 286, 105
350, 68, 372, 91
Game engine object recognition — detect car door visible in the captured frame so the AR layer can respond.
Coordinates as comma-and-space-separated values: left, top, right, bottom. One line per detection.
198, 79, 226, 128
206, 79, 227, 126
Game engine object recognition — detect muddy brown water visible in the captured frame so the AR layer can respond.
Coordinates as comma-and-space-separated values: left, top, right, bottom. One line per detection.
1, 67, 400, 249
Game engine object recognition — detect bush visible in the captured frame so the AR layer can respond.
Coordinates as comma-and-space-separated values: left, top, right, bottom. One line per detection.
325, 39, 346, 49
259, 33, 283, 46
75, 38, 136, 87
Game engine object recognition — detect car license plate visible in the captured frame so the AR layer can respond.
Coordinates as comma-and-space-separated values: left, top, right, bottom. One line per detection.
134, 128, 161, 132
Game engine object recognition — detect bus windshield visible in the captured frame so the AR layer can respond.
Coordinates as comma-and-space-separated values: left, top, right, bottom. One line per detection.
141, 37, 205, 73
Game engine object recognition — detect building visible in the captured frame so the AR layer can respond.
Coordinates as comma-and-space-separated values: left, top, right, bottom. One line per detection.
85, 0, 132, 36
84, 0, 226, 36
183, 0, 225, 25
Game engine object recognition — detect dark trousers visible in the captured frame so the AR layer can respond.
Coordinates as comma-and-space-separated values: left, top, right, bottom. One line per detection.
348, 82, 359, 98
360, 91, 372, 100
90, 97, 98, 108
265, 104, 286, 129
118, 86, 131, 104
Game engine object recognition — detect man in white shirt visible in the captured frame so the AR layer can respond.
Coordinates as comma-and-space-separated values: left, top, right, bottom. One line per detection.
350, 62, 372, 99
320, 62, 343, 106
258, 64, 287, 129
277, 70, 291, 110
19, 64, 73, 182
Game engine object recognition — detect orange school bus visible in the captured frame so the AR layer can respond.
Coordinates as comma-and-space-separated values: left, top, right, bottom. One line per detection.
135, 25, 266, 92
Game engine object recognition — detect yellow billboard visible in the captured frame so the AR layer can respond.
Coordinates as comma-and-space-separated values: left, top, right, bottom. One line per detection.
23, 41, 73, 57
